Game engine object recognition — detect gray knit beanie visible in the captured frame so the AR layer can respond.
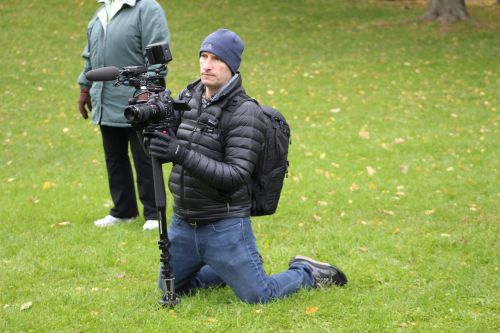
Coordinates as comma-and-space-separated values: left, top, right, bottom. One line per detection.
199, 28, 244, 74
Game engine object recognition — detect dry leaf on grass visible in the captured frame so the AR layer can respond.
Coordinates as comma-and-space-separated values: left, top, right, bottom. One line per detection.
425, 209, 436, 215
43, 181, 56, 190
359, 126, 370, 139
20, 301, 32, 311
382, 209, 395, 216
306, 306, 318, 314
51, 221, 71, 228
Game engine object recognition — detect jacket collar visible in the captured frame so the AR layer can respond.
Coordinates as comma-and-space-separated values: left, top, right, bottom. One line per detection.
98, 0, 137, 6
187, 73, 244, 109
210, 73, 240, 103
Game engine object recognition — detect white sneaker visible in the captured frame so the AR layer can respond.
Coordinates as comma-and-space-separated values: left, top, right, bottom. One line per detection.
143, 219, 159, 231
94, 215, 135, 227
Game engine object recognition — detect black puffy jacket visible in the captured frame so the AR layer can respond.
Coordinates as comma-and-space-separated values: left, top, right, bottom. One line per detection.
168, 75, 266, 223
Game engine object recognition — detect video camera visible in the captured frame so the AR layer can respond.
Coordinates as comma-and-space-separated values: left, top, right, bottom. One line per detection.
85, 42, 190, 137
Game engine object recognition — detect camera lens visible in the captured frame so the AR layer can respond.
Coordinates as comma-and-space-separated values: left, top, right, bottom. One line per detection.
124, 103, 161, 123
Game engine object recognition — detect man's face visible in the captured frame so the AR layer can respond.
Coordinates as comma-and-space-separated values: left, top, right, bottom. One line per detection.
199, 51, 233, 95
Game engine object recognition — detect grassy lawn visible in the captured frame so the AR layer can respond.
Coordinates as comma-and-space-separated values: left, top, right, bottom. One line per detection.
0, 0, 498, 332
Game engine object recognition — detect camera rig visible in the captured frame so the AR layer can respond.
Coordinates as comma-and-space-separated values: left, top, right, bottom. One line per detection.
86, 42, 188, 307
119, 43, 189, 136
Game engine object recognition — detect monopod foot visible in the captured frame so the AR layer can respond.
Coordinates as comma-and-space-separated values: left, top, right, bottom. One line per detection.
158, 293, 180, 307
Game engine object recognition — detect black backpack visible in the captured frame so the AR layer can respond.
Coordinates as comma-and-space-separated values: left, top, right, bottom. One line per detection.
250, 104, 291, 216
180, 88, 291, 216
225, 95, 291, 216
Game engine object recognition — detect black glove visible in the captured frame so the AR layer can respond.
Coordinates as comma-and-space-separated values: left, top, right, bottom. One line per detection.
149, 131, 188, 164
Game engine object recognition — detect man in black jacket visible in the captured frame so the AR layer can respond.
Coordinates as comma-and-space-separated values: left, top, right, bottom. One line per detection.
148, 29, 347, 303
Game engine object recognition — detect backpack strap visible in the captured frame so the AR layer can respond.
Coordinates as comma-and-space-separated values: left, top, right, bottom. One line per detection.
225, 93, 258, 113
198, 93, 257, 134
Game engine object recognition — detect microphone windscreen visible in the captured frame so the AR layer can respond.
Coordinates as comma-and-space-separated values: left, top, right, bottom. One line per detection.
86, 66, 120, 81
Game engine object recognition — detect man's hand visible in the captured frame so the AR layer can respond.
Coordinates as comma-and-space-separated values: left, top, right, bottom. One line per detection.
78, 86, 92, 119
149, 132, 188, 164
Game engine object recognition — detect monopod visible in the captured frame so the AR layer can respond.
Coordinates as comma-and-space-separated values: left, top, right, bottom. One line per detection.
151, 156, 180, 307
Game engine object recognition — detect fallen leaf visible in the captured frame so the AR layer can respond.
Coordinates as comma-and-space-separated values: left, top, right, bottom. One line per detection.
306, 306, 318, 314
116, 272, 126, 279
312, 214, 321, 222
20, 301, 32, 311
393, 227, 401, 234
441, 233, 451, 238
382, 209, 395, 216
42, 181, 56, 190
394, 138, 405, 144
400, 164, 409, 174
350, 183, 359, 192
51, 221, 71, 228
358, 126, 370, 139
366, 166, 376, 177
318, 201, 328, 206
425, 209, 436, 216
207, 317, 217, 323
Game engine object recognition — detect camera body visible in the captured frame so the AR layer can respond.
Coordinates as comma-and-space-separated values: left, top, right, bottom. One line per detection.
114, 42, 189, 136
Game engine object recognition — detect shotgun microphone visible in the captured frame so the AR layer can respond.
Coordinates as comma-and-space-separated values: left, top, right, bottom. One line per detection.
85, 66, 120, 81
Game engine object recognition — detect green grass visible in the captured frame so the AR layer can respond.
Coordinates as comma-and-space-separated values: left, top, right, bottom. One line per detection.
1, 0, 499, 332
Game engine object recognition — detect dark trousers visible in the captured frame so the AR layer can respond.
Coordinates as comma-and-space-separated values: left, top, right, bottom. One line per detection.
100, 125, 156, 220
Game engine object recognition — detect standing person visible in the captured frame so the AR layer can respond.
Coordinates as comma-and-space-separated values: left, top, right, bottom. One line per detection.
148, 29, 348, 303
77, 0, 169, 230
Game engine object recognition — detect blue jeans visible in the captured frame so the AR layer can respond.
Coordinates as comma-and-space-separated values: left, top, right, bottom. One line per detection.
158, 215, 315, 304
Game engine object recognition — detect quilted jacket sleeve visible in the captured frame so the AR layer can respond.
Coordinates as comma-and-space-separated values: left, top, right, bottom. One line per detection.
180, 101, 266, 192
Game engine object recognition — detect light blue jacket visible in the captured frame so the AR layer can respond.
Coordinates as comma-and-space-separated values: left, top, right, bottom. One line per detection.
78, 0, 169, 127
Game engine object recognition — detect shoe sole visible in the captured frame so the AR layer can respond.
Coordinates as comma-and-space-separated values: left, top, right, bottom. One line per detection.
143, 224, 159, 231
291, 255, 348, 286
94, 219, 135, 227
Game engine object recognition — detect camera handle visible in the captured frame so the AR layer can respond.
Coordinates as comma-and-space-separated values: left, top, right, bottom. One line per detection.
151, 155, 180, 307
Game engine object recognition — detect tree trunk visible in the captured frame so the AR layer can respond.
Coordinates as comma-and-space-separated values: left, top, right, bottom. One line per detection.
422, 0, 470, 22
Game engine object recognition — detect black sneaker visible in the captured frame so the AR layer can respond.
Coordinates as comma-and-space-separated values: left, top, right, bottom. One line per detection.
289, 255, 348, 288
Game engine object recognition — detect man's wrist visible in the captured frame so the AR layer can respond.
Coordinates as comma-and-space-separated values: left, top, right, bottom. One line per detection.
80, 86, 90, 93
173, 144, 188, 164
